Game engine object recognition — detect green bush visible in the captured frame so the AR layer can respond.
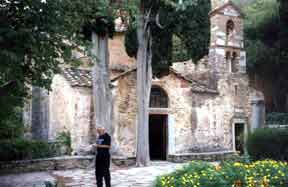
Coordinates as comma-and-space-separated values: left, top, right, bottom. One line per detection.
56, 131, 72, 155
0, 107, 24, 140
266, 112, 288, 125
247, 128, 288, 161
0, 138, 60, 161
155, 160, 288, 187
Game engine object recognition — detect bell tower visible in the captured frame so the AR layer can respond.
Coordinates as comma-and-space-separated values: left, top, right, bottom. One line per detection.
209, 0, 246, 74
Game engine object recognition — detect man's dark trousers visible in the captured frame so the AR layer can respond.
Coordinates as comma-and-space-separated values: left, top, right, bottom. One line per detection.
95, 155, 111, 187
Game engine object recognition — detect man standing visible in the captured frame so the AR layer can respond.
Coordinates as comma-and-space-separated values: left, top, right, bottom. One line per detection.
94, 127, 111, 187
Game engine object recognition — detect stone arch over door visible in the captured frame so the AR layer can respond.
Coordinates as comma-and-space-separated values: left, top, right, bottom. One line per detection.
149, 85, 169, 109
149, 85, 169, 160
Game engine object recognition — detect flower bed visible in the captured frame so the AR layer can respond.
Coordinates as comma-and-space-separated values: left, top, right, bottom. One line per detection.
155, 160, 288, 187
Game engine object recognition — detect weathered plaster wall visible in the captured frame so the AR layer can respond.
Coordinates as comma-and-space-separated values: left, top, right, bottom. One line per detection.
49, 75, 76, 141
113, 72, 137, 157
210, 8, 244, 48
71, 87, 93, 152
109, 67, 253, 157
109, 33, 136, 67
49, 75, 94, 152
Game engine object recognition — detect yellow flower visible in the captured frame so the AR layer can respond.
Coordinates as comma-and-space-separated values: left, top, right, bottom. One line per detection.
215, 165, 221, 171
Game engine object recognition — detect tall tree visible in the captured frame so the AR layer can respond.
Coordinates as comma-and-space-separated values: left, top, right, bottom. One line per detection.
0, 0, 116, 139
133, 0, 198, 166
234, 0, 288, 112
0, 0, 79, 131
135, 1, 153, 166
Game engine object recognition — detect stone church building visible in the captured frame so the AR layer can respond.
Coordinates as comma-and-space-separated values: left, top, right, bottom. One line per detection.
25, 0, 265, 160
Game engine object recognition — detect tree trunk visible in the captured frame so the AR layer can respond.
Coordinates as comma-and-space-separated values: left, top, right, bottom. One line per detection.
91, 32, 121, 155
91, 32, 112, 132
136, 12, 153, 166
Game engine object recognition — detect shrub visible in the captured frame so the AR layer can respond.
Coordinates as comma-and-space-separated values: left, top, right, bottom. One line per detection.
56, 131, 72, 155
247, 128, 288, 161
0, 107, 24, 140
155, 160, 288, 187
0, 138, 60, 161
266, 112, 288, 125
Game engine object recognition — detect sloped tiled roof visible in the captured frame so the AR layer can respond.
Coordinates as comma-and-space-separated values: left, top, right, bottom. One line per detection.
62, 67, 136, 88
62, 68, 92, 87
62, 65, 218, 94
170, 68, 218, 94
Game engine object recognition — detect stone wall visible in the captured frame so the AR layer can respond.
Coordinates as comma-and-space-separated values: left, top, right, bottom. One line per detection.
71, 87, 93, 152
110, 68, 253, 157
155, 73, 233, 153
210, 13, 244, 49
0, 156, 94, 175
109, 33, 136, 68
28, 87, 50, 140
113, 71, 138, 157
49, 75, 76, 141
168, 151, 235, 163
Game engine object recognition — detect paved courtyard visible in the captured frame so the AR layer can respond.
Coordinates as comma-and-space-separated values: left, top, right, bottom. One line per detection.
0, 161, 186, 187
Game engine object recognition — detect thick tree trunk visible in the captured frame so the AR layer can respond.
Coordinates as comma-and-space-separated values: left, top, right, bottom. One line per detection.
91, 32, 122, 156
136, 13, 153, 166
91, 32, 112, 132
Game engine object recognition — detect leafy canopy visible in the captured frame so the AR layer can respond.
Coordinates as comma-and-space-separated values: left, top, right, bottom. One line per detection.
124, 0, 210, 75
234, 0, 288, 112
0, 0, 115, 132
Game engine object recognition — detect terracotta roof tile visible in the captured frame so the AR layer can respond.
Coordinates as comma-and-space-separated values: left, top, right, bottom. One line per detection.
62, 68, 92, 87
62, 66, 218, 94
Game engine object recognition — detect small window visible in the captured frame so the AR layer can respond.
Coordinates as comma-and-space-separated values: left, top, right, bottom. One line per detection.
150, 86, 168, 108
234, 85, 238, 96
231, 52, 238, 73
226, 51, 231, 60
226, 20, 235, 36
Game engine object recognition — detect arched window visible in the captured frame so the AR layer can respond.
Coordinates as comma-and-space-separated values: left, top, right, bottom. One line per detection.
231, 52, 238, 73
226, 20, 235, 36
149, 86, 168, 108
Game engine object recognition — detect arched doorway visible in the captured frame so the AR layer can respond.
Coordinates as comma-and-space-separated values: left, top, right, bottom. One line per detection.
149, 86, 168, 160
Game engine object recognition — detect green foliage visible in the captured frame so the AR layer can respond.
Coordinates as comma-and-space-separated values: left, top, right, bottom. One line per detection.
266, 112, 288, 125
172, 0, 210, 62
0, 138, 60, 161
125, 25, 138, 58
76, 0, 115, 40
0, 0, 115, 92
0, 0, 116, 138
234, 0, 288, 112
0, 107, 24, 140
247, 128, 288, 161
224, 153, 252, 164
56, 131, 72, 155
172, 35, 190, 62
124, 0, 210, 75
155, 160, 288, 187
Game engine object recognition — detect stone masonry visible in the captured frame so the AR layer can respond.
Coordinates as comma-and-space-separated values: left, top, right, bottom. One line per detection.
25, 0, 264, 161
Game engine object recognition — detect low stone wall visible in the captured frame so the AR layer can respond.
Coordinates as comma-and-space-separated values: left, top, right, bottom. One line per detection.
267, 124, 288, 129
112, 156, 136, 166
0, 152, 235, 175
0, 155, 137, 175
168, 151, 236, 163
0, 156, 94, 175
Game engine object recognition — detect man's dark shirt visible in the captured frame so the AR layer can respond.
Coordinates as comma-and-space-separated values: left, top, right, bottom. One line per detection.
96, 133, 111, 157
